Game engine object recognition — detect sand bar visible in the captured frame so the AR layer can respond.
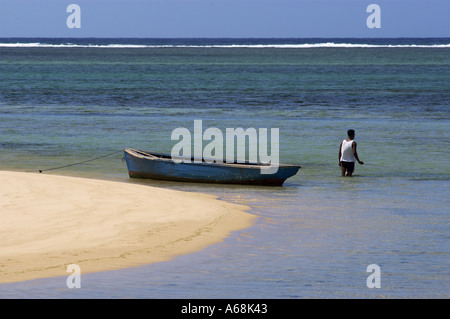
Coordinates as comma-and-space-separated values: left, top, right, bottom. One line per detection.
0, 171, 255, 284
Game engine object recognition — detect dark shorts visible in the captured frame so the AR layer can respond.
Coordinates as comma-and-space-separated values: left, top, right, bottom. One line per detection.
341, 161, 355, 172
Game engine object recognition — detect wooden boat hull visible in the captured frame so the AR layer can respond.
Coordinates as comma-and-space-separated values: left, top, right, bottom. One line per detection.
123, 148, 300, 186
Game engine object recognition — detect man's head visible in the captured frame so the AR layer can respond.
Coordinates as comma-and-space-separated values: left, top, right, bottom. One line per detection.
347, 129, 355, 138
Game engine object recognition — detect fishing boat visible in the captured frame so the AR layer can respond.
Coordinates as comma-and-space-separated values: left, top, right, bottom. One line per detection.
123, 148, 300, 186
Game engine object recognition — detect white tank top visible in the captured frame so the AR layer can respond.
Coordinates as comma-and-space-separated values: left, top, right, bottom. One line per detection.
340, 139, 356, 162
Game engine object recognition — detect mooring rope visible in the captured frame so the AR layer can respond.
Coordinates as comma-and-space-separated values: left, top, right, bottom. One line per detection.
26, 149, 124, 173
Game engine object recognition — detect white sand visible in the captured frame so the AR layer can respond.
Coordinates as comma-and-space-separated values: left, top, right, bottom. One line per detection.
0, 171, 255, 284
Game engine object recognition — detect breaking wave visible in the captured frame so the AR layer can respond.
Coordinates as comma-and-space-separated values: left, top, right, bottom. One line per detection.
1, 42, 449, 49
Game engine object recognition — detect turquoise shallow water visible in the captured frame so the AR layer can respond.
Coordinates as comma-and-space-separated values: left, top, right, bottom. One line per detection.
0, 38, 449, 298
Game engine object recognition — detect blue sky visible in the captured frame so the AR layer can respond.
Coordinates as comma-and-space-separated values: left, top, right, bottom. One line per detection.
0, 0, 449, 38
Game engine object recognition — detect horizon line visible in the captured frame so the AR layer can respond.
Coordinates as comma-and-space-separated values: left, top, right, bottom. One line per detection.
1, 36, 449, 39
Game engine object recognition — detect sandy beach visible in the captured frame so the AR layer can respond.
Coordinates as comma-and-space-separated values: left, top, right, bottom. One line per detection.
0, 171, 255, 284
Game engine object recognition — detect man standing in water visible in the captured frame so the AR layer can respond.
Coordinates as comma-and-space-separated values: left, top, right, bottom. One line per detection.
339, 129, 364, 176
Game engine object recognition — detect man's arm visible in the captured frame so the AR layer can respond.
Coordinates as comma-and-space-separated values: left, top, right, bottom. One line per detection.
352, 142, 364, 165
338, 141, 342, 166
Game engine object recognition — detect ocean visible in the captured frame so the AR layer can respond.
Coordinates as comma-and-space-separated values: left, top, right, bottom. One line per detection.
0, 38, 449, 298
